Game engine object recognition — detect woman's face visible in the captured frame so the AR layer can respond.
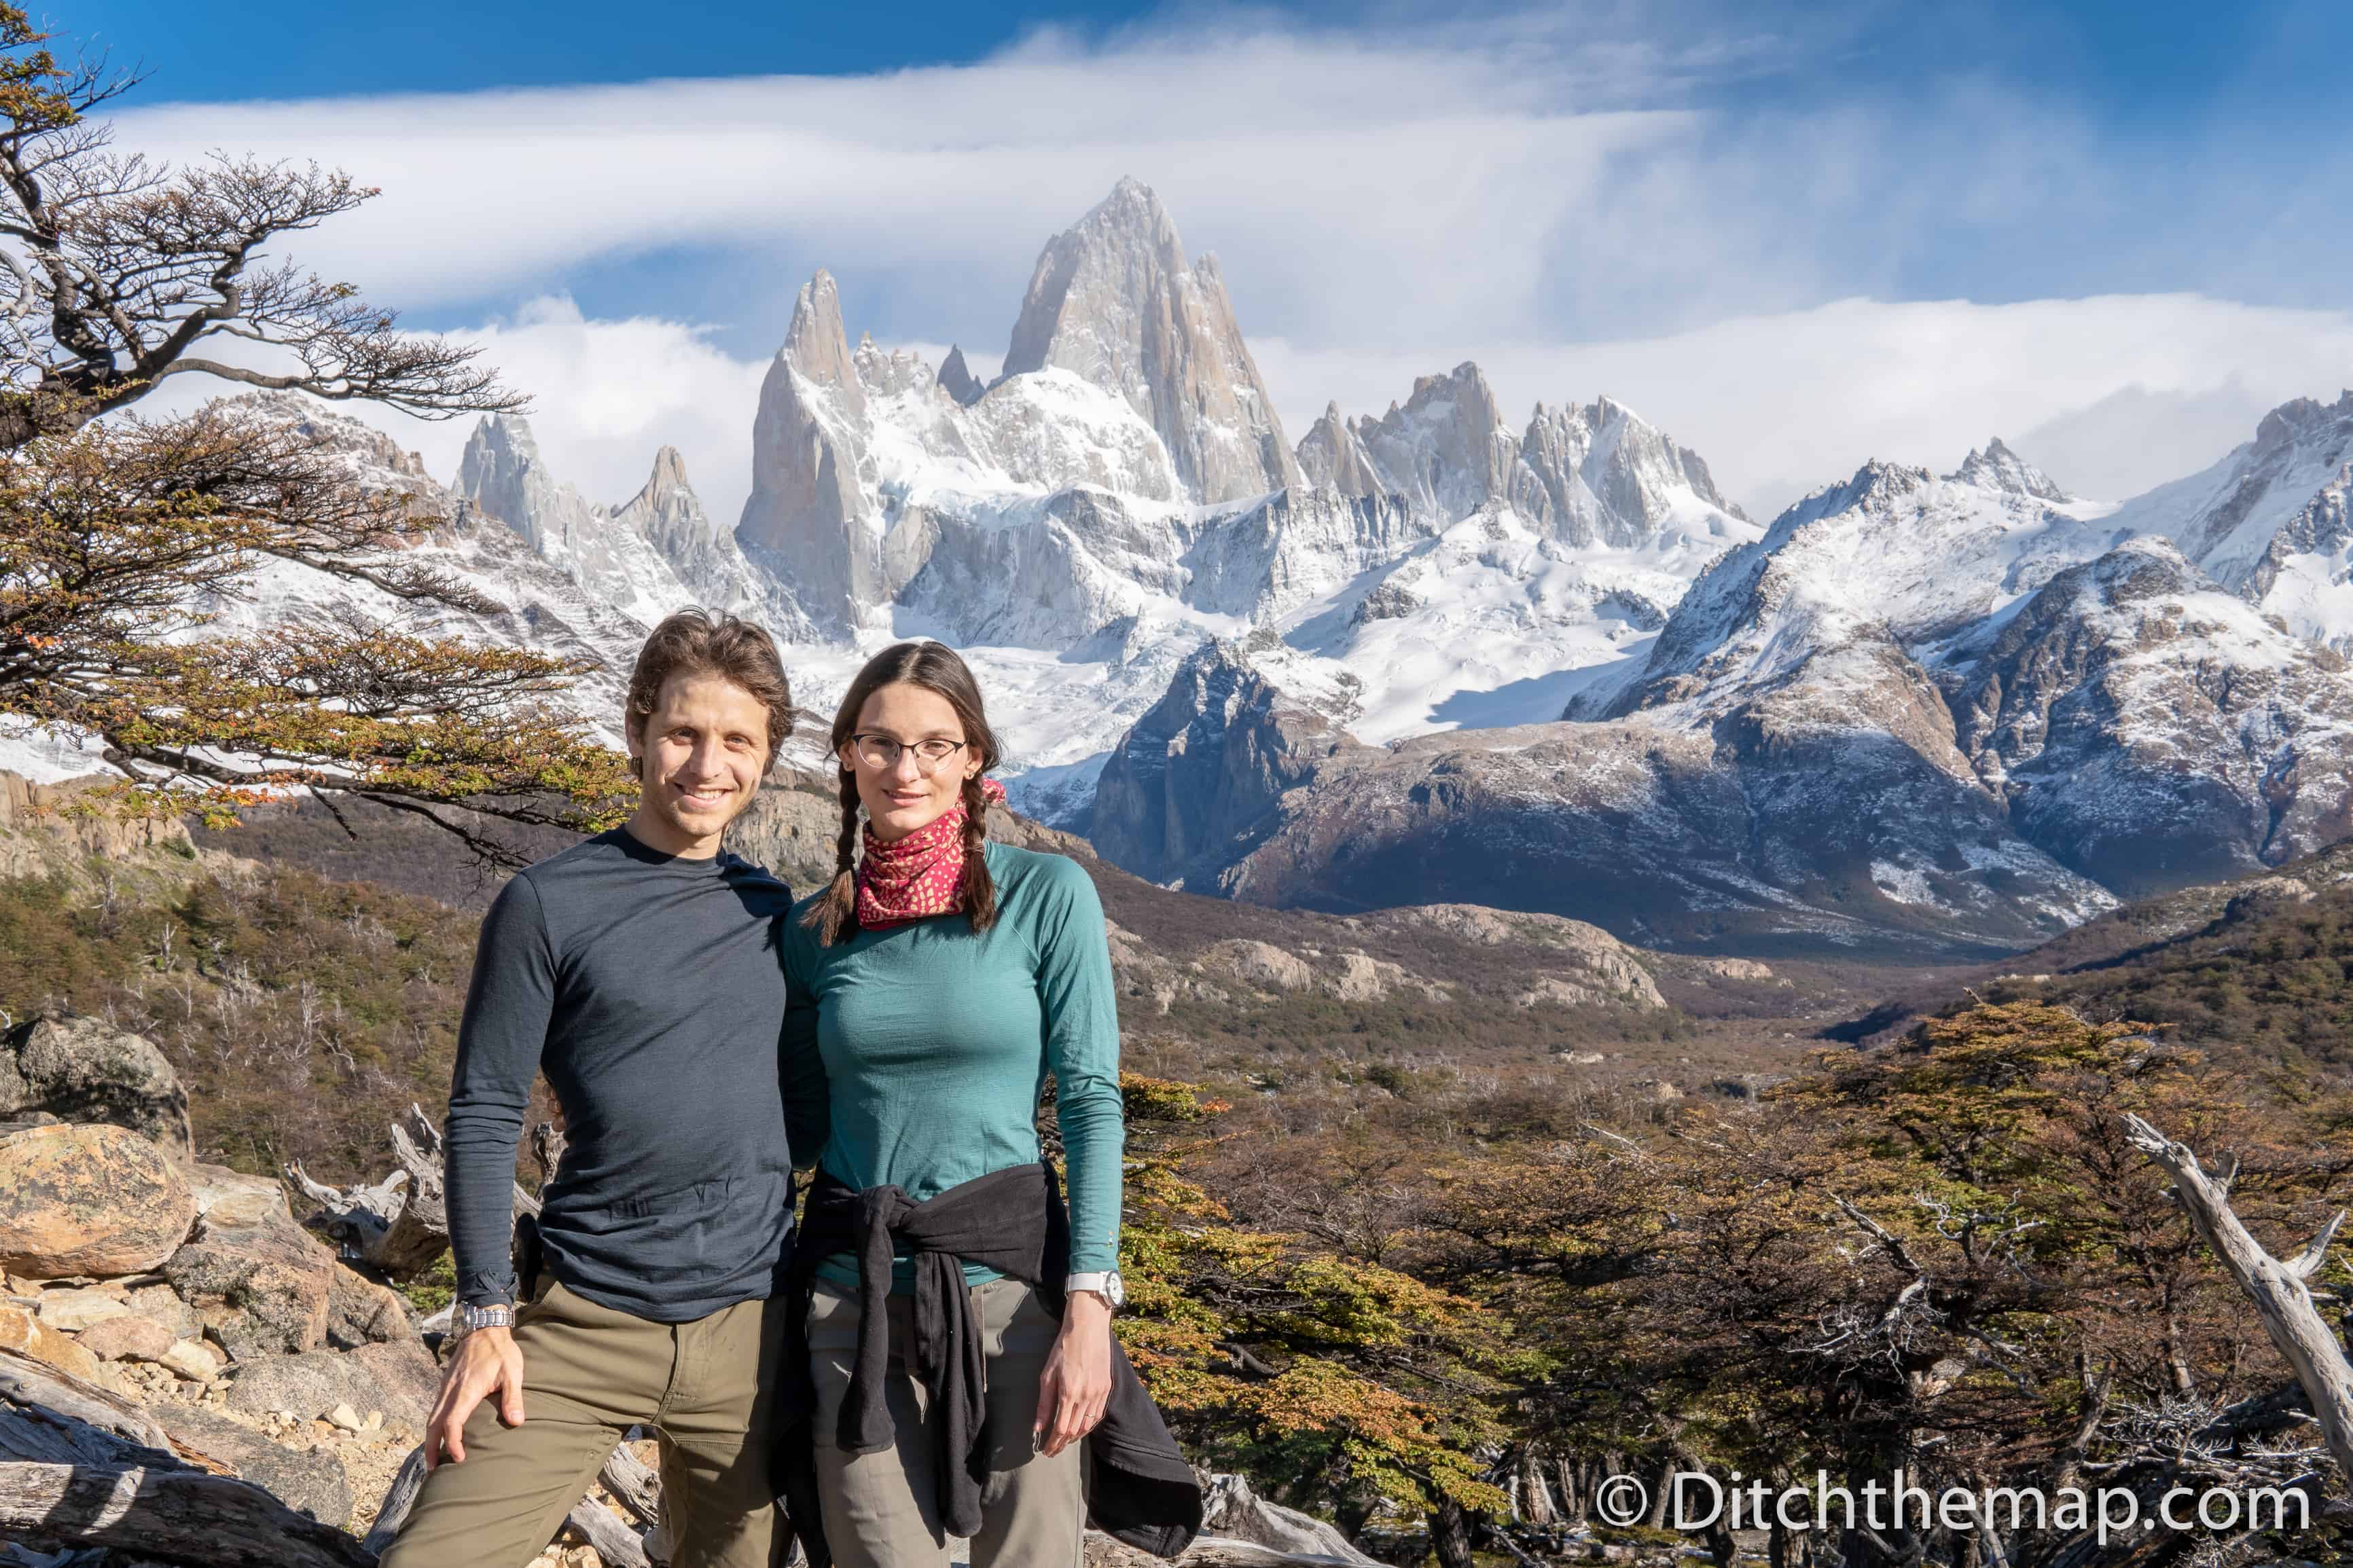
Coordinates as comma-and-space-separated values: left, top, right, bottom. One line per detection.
842, 681, 979, 843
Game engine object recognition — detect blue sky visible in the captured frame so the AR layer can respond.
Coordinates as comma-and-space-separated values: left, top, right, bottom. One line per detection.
79, 0, 2353, 521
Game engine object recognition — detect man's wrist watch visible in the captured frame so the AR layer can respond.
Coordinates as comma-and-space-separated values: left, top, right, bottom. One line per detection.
1065, 1271, 1124, 1309
452, 1302, 518, 1340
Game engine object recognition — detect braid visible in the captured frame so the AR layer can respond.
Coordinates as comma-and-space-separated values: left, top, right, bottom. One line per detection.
802, 767, 863, 945
959, 773, 999, 934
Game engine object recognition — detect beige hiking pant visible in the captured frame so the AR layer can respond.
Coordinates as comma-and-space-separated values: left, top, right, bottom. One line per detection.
808, 1275, 1085, 1568
381, 1279, 790, 1568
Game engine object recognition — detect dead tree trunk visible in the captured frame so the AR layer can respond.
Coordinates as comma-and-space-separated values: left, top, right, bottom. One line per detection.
2124, 1113, 2353, 1492
359, 1444, 429, 1555
567, 1495, 651, 1567
289, 1103, 541, 1280
1516, 1446, 1556, 1526
0, 1461, 376, 1568
0, 1346, 175, 1465
365, 1434, 663, 1563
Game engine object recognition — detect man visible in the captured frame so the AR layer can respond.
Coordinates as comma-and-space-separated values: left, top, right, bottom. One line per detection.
384, 609, 826, 1568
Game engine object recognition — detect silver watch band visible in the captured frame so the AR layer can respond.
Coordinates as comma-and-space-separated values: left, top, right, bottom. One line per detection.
453, 1302, 518, 1338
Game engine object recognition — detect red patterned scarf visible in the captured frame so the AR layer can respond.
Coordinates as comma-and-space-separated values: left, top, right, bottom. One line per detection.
855, 778, 1006, 931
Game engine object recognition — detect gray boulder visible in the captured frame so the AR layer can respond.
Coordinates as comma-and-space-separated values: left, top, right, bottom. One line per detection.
0, 1013, 192, 1161
155, 1402, 352, 1528
323, 1262, 420, 1351
188, 1162, 291, 1220
223, 1339, 439, 1434
165, 1202, 337, 1358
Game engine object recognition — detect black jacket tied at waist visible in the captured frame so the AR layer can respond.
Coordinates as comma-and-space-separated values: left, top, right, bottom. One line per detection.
780, 1163, 1202, 1564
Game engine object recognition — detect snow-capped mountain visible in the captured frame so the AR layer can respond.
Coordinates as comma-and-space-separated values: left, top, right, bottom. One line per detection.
1589, 454, 2118, 723
1003, 176, 1299, 505
1301, 363, 1744, 547
1100, 407, 2353, 953
182, 396, 698, 747
1952, 536, 2353, 890
2106, 390, 2353, 647
715, 178, 1754, 794
50, 179, 2353, 959
458, 413, 808, 639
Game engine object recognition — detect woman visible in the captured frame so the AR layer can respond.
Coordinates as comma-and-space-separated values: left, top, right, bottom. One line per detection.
778, 640, 1198, 1568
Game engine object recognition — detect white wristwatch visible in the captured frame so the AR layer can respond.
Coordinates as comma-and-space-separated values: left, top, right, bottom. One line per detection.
1066, 1271, 1124, 1309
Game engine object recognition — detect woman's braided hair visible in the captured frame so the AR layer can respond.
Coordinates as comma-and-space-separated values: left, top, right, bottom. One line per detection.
803, 640, 1001, 947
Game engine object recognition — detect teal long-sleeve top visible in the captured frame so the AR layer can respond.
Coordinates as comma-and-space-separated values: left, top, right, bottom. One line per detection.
781, 842, 1125, 1290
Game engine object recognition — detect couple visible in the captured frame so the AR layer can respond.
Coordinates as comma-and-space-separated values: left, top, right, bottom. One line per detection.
380, 612, 1200, 1568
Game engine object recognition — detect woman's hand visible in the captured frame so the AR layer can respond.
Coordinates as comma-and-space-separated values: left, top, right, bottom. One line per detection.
1034, 1290, 1114, 1457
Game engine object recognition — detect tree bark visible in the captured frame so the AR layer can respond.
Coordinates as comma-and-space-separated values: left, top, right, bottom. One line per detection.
2124, 1114, 2353, 1493
599, 1438, 662, 1527
359, 1444, 429, 1555
289, 1104, 539, 1280
0, 1347, 178, 1467
567, 1495, 651, 1567
1517, 1445, 1556, 1526
0, 1461, 376, 1568
1431, 1495, 1477, 1568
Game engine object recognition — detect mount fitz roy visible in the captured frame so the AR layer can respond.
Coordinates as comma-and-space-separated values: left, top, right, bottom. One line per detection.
138, 181, 2353, 958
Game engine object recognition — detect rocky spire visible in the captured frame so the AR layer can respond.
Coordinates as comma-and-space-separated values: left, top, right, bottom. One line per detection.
1001, 177, 1299, 504
780, 269, 865, 422
1947, 437, 2068, 501
1295, 402, 1385, 497
937, 344, 985, 407
734, 269, 882, 632
612, 446, 717, 560
1511, 397, 1744, 547
455, 414, 598, 559
1352, 363, 1514, 520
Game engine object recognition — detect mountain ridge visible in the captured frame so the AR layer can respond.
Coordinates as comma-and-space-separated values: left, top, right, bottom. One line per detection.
32, 182, 2353, 960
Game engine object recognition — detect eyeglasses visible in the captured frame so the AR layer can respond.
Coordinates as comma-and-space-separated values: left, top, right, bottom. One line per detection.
848, 733, 970, 773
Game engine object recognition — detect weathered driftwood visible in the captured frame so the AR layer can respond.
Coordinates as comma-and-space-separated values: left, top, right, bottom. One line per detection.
0, 1347, 177, 1467
1085, 1535, 1378, 1567
359, 1443, 430, 1555
288, 1104, 539, 1279
531, 1118, 568, 1188
362, 1434, 664, 1563
2125, 1113, 2353, 1491
600, 1437, 661, 1526
0, 1461, 376, 1568
1199, 1474, 1382, 1565
567, 1494, 651, 1567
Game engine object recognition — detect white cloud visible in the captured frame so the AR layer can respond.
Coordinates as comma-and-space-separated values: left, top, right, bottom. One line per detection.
105, 25, 1994, 350
402, 298, 770, 520
109, 15, 2353, 522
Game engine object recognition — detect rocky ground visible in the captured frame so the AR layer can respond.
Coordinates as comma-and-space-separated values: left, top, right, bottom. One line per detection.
1, 989, 1575, 1565
0, 1006, 678, 1567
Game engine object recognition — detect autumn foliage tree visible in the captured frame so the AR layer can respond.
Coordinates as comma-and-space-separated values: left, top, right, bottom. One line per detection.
1104, 1072, 1515, 1568
1414, 1003, 2353, 1566
0, 7, 634, 856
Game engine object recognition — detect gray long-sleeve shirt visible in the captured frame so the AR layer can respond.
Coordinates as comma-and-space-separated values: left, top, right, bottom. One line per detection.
445, 828, 828, 1322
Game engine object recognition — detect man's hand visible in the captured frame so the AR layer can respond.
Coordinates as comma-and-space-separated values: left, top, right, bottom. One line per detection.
1034, 1291, 1113, 1458
425, 1324, 526, 1469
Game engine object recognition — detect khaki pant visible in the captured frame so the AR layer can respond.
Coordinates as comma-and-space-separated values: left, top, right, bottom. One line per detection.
381, 1280, 789, 1568
808, 1276, 1085, 1568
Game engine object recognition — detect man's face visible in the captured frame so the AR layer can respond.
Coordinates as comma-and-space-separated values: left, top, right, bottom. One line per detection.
626, 672, 772, 854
